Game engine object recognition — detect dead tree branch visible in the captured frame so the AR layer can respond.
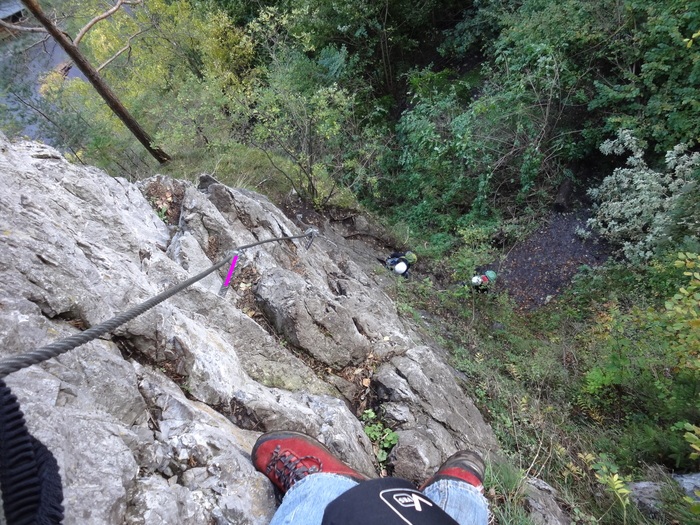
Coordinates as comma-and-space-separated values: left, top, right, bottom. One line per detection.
0, 18, 46, 32
97, 25, 151, 71
73, 0, 141, 46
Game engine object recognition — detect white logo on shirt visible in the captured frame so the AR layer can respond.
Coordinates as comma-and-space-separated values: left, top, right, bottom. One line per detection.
379, 489, 434, 525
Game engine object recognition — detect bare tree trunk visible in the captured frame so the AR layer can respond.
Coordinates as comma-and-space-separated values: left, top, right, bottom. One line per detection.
20, 0, 171, 164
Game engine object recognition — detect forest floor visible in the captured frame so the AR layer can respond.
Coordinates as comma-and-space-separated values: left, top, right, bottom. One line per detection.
495, 210, 611, 309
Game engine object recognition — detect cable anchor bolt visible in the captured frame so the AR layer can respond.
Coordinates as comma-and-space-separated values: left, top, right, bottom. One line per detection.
304, 228, 319, 250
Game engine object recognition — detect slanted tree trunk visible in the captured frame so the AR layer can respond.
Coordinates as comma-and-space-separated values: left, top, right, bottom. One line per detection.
21, 0, 171, 164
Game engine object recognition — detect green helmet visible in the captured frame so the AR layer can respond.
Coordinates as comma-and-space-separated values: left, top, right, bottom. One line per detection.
404, 251, 417, 264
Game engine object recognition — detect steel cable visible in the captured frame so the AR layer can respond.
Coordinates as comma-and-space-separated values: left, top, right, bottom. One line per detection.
0, 231, 315, 378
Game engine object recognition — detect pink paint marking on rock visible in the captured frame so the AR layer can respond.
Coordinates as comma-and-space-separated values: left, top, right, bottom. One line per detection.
223, 254, 239, 287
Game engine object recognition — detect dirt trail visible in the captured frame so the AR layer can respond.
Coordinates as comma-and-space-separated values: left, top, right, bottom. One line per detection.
496, 211, 610, 309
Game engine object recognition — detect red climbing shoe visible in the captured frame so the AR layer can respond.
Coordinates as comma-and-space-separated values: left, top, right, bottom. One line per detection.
419, 450, 485, 492
252, 431, 368, 494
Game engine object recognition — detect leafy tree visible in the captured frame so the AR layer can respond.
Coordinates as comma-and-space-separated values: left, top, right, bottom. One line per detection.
383, 0, 699, 238
374, 35, 588, 232
278, 0, 468, 95
18, 0, 170, 163
237, 8, 386, 206
590, 0, 700, 153
37, 0, 256, 173
372, 0, 633, 233
387, 90, 474, 230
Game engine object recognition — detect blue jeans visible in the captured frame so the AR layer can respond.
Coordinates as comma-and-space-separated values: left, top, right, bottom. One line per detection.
269, 474, 489, 525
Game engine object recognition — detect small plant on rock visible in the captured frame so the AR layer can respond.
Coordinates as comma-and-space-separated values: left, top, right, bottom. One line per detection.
361, 409, 399, 467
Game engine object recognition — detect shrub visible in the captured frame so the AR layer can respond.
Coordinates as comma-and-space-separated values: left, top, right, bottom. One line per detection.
577, 253, 700, 468
588, 130, 700, 262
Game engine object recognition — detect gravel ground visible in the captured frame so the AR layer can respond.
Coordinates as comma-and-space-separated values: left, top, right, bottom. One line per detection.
497, 211, 611, 310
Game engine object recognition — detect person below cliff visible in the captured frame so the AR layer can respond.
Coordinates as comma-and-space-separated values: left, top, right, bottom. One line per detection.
379, 251, 417, 278
252, 430, 489, 525
470, 270, 497, 293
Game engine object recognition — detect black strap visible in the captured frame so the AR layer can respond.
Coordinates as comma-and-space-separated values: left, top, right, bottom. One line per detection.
322, 478, 459, 525
0, 379, 64, 524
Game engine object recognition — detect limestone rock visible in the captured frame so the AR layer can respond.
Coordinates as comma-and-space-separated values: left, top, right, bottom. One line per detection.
374, 346, 499, 467
628, 481, 664, 519
255, 267, 371, 368
524, 478, 570, 525
674, 472, 700, 500
0, 135, 564, 524
629, 474, 700, 520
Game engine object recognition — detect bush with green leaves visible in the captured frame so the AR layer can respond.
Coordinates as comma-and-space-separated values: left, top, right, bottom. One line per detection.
231, 8, 387, 208
579, 453, 633, 525
577, 253, 700, 468
376, 64, 569, 233
384, 89, 478, 230
374, 0, 618, 232
589, 0, 700, 153
587, 130, 700, 262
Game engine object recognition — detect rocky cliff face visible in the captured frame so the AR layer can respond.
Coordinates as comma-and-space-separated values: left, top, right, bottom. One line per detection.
0, 134, 559, 524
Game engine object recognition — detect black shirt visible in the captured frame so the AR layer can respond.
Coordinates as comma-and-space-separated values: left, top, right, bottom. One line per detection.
323, 478, 459, 525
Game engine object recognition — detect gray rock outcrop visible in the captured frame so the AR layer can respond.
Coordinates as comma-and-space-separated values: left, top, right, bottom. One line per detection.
0, 134, 560, 523
525, 478, 570, 525
628, 472, 700, 520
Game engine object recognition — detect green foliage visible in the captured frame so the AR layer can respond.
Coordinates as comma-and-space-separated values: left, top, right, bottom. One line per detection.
386, 89, 478, 230
376, 0, 618, 232
576, 254, 700, 467
590, 0, 700, 152
30, 0, 260, 175
450, 222, 500, 281
468, 0, 700, 162
684, 423, 700, 462
403, 0, 700, 237
668, 253, 700, 370
485, 461, 536, 525
209, 7, 382, 208
588, 130, 700, 262
26, 0, 375, 209
0, 36, 43, 139
580, 453, 632, 524
276, 0, 468, 94
40, 71, 150, 176
360, 409, 399, 464
439, 0, 519, 59
375, 60, 570, 232
662, 180, 700, 255
683, 423, 700, 514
